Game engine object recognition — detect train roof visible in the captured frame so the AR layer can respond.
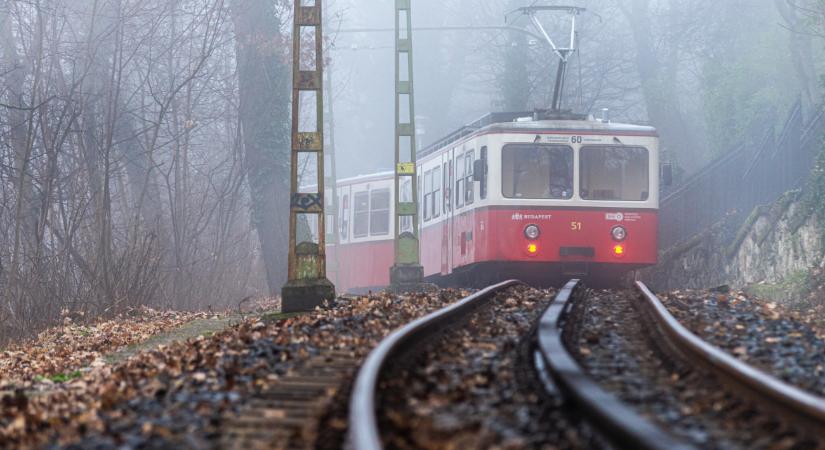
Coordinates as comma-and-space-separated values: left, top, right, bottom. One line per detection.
325, 112, 657, 190
337, 171, 395, 186
420, 111, 658, 159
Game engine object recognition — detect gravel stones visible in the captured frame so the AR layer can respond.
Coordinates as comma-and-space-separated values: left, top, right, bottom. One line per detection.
572, 289, 816, 450
660, 289, 825, 398
378, 286, 602, 450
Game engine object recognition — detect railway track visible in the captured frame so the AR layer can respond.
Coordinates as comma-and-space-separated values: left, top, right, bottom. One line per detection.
634, 282, 825, 431
349, 281, 607, 449
219, 350, 359, 450
566, 281, 825, 449
349, 279, 825, 450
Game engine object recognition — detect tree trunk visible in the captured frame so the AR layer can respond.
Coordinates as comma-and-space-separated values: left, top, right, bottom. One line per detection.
230, 0, 291, 294
622, 0, 701, 170
1, 6, 39, 263
774, 0, 818, 120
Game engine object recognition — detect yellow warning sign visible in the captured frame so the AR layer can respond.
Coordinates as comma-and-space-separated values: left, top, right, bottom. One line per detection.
397, 162, 415, 175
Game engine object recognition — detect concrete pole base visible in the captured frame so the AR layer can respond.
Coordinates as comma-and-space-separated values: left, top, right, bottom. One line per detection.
281, 278, 336, 313
389, 265, 437, 294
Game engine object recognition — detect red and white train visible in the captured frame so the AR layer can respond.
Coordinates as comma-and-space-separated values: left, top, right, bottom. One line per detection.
328, 112, 661, 292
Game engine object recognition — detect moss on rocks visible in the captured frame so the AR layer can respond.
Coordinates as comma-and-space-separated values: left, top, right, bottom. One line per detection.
803, 142, 825, 243
745, 269, 811, 302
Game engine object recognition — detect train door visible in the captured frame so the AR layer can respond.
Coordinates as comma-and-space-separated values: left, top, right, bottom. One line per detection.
445, 149, 456, 275
440, 153, 450, 275
337, 184, 352, 291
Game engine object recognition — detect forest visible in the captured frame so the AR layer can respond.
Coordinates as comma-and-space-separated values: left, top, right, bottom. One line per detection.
0, 0, 822, 342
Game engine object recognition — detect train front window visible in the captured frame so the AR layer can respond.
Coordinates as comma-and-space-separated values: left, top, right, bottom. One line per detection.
502, 144, 573, 199
580, 146, 649, 201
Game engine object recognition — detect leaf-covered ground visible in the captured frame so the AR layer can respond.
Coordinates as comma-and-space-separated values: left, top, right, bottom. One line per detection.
0, 291, 460, 448
746, 267, 825, 329
0, 307, 213, 387
805, 267, 825, 328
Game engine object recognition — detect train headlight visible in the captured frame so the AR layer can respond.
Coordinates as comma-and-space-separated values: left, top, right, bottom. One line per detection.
524, 224, 541, 240
611, 226, 627, 242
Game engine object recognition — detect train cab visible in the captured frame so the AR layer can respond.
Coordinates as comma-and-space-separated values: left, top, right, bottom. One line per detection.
414, 112, 660, 286
328, 111, 660, 292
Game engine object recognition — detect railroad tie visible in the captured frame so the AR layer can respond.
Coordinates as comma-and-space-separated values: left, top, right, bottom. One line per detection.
219, 353, 359, 450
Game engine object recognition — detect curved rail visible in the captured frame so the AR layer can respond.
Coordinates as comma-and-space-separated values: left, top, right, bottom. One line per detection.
535, 280, 694, 450
348, 280, 521, 450
635, 281, 825, 431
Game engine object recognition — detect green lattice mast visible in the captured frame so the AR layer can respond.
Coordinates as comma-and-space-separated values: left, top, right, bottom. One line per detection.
389, 0, 425, 290
282, 0, 335, 312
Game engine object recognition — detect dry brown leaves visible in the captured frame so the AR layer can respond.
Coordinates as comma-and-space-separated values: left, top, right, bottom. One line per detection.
804, 267, 825, 330
0, 290, 458, 448
0, 307, 210, 386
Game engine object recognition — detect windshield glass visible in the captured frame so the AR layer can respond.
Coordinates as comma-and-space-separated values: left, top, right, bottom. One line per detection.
580, 146, 649, 201
502, 144, 573, 199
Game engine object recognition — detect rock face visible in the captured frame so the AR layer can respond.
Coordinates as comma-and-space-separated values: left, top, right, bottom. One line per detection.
733, 201, 822, 284
644, 191, 824, 292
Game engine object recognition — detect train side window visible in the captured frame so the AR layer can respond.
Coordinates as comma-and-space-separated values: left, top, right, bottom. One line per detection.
423, 169, 432, 222
465, 150, 474, 205
456, 154, 465, 208
353, 191, 370, 238
340, 194, 350, 241
370, 188, 391, 236
433, 166, 441, 219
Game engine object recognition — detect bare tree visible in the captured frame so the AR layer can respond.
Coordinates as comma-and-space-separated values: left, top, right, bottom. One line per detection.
776, 0, 820, 117
0, 0, 266, 342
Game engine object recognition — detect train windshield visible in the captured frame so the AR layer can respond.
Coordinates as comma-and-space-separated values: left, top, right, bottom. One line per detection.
580, 146, 649, 201
502, 144, 574, 199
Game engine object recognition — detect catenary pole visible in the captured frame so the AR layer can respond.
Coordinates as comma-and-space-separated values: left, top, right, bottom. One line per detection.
282, 0, 335, 312
389, 0, 426, 291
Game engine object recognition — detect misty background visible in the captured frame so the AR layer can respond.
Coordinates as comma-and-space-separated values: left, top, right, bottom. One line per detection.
331, 0, 817, 178
0, 0, 820, 342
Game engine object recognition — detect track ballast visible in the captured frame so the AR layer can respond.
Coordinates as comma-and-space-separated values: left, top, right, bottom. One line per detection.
349, 279, 825, 450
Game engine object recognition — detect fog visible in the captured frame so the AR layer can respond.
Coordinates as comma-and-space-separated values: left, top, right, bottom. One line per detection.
329, 0, 815, 177
0, 0, 820, 341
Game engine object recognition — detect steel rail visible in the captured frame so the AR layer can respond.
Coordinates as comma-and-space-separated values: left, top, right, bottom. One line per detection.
536, 280, 695, 450
635, 281, 825, 431
348, 280, 521, 450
